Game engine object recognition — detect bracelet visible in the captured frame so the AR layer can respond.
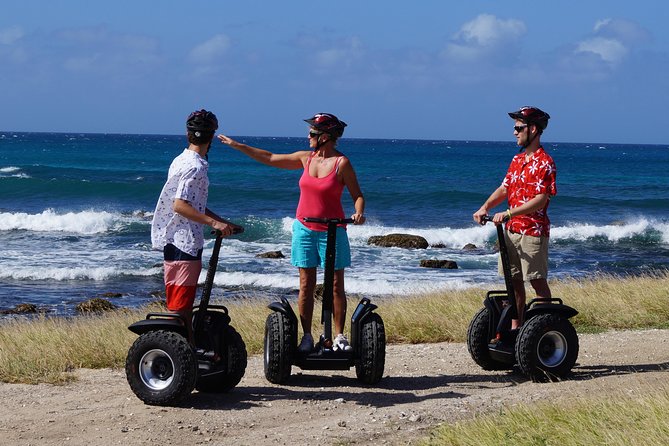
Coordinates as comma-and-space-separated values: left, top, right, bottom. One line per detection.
506, 209, 512, 219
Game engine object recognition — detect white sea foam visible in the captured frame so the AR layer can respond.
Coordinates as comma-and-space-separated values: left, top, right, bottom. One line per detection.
0, 166, 30, 178
210, 269, 484, 295
281, 216, 496, 249
282, 216, 669, 247
0, 209, 140, 234
552, 218, 669, 243
0, 265, 162, 281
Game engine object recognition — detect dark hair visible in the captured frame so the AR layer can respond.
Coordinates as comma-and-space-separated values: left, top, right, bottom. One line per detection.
186, 109, 218, 144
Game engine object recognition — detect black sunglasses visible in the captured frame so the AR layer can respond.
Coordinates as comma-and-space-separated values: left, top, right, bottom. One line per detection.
309, 131, 323, 138
514, 125, 528, 132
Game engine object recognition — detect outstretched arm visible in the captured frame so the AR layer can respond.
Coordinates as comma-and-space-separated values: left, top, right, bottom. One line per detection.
218, 134, 307, 170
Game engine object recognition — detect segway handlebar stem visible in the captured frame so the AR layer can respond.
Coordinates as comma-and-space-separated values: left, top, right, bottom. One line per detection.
301, 217, 353, 343
480, 215, 515, 310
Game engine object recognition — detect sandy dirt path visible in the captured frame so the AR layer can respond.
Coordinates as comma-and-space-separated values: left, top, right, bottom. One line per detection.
1, 329, 668, 446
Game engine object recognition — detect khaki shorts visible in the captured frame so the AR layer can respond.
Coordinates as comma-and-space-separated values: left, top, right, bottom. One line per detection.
498, 231, 549, 281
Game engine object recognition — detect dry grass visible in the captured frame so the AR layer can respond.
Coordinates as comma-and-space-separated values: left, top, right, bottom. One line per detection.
421, 381, 669, 446
0, 273, 667, 384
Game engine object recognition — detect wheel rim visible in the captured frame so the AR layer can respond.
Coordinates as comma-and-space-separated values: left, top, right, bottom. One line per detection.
139, 349, 175, 390
536, 330, 568, 368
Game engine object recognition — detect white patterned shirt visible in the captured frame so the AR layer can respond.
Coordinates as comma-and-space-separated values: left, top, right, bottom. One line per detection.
151, 149, 209, 256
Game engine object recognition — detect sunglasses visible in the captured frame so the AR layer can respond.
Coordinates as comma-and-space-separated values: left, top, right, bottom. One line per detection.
514, 125, 528, 132
309, 131, 323, 138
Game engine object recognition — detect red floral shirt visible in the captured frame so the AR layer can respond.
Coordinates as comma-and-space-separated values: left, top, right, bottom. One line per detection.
502, 147, 556, 237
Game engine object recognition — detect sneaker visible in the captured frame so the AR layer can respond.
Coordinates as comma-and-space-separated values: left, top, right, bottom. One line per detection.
333, 334, 352, 352
298, 333, 314, 353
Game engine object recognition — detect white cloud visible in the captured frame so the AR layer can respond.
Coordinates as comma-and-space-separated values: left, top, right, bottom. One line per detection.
455, 14, 525, 46
573, 18, 650, 66
593, 18, 651, 44
188, 34, 231, 64
443, 14, 526, 62
0, 26, 24, 45
575, 37, 628, 64
314, 36, 363, 69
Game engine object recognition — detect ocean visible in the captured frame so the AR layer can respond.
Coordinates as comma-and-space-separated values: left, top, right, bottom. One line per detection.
1, 132, 668, 316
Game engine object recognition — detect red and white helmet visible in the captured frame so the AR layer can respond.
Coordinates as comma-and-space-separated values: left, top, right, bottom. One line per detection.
508, 106, 550, 131
304, 113, 347, 138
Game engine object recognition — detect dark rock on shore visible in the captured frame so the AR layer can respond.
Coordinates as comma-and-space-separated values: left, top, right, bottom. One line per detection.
256, 251, 285, 259
419, 259, 458, 269
0, 303, 40, 315
75, 298, 117, 314
101, 292, 123, 298
368, 234, 429, 249
462, 243, 477, 251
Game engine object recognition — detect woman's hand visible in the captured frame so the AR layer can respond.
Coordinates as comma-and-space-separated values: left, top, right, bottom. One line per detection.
217, 134, 237, 148
351, 213, 366, 225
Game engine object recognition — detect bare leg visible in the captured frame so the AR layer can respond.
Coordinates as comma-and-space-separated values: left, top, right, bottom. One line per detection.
511, 278, 526, 330
298, 267, 317, 335
333, 269, 347, 335
530, 278, 552, 299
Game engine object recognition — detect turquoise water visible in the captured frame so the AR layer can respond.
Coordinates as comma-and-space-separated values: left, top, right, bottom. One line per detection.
1, 132, 668, 315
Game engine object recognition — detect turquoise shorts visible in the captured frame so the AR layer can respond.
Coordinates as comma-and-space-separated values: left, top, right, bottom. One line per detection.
291, 219, 351, 270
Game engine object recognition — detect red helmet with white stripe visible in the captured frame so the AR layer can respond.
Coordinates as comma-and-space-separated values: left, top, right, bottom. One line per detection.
303, 113, 347, 138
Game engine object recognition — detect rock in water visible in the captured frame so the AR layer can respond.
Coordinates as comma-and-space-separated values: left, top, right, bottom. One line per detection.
368, 234, 429, 249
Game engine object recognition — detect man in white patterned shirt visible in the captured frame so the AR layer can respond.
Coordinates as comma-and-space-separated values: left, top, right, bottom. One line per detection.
151, 109, 239, 343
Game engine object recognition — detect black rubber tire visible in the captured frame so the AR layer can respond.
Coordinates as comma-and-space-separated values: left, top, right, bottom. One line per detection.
466, 307, 512, 371
195, 326, 248, 393
125, 330, 197, 406
263, 311, 295, 384
355, 313, 386, 384
515, 313, 579, 382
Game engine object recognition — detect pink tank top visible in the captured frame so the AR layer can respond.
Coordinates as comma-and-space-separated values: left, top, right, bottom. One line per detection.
296, 154, 346, 231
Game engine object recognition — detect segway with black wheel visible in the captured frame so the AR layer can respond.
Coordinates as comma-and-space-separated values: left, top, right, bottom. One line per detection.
126, 227, 247, 405
263, 217, 385, 385
466, 216, 579, 382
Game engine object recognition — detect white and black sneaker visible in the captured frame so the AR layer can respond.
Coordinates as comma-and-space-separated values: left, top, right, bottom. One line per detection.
333, 334, 352, 352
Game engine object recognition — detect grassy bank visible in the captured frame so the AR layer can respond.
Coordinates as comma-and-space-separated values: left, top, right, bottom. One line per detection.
421, 383, 669, 446
0, 273, 667, 385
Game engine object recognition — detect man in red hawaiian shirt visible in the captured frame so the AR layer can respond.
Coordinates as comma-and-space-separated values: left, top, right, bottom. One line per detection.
473, 106, 555, 328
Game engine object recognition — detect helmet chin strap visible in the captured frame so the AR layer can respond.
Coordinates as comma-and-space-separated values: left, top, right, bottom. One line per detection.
313, 133, 328, 152
520, 123, 538, 151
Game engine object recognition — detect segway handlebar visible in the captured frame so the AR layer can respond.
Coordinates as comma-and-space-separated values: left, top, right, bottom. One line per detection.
303, 217, 355, 224
212, 225, 244, 237
481, 215, 509, 224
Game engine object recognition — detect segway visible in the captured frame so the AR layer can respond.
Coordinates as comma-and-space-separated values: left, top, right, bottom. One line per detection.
467, 216, 579, 382
125, 228, 247, 405
263, 217, 385, 385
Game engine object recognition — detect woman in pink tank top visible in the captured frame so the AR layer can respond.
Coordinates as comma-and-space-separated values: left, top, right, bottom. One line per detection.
218, 113, 365, 352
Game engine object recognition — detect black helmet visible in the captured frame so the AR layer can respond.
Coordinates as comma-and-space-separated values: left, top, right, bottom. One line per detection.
304, 113, 347, 138
186, 109, 219, 133
508, 106, 550, 131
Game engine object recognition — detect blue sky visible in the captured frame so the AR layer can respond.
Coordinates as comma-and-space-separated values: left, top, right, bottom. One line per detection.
1, 1, 668, 144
